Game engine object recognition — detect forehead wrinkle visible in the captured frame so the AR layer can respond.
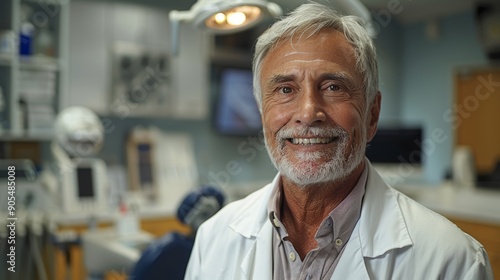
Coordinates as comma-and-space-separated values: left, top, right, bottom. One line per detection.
282, 58, 331, 64
265, 65, 355, 85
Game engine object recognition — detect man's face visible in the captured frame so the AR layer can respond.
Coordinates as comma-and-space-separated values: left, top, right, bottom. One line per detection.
259, 29, 380, 187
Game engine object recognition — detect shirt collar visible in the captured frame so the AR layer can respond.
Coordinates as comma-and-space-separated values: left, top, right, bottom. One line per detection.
267, 162, 368, 240
267, 175, 283, 223
330, 165, 367, 243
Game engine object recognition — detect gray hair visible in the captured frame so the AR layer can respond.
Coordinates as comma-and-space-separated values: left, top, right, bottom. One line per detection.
252, 2, 379, 111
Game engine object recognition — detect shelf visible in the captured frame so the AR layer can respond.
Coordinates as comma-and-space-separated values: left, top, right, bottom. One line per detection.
21, 0, 69, 5
19, 56, 60, 71
0, 54, 61, 70
1, 0, 69, 143
0, 53, 13, 66
0, 130, 54, 141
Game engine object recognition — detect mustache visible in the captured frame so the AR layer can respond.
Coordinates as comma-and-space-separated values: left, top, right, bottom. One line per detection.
276, 125, 349, 140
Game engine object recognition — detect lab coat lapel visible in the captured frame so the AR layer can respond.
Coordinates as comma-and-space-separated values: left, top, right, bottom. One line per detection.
331, 220, 370, 280
358, 162, 413, 258
240, 221, 273, 280
232, 164, 413, 280
229, 177, 277, 280
332, 161, 413, 279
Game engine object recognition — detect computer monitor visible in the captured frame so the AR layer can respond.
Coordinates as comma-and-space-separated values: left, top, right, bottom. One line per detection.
366, 127, 423, 164
212, 66, 262, 136
76, 166, 95, 198
61, 158, 107, 213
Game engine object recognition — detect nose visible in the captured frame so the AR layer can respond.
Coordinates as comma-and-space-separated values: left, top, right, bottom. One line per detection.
294, 88, 327, 125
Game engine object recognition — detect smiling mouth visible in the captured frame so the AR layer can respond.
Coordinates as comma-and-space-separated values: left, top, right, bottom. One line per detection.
288, 137, 338, 145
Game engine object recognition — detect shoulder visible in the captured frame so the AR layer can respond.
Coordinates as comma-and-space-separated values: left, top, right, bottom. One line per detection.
390, 188, 491, 277
394, 188, 482, 251
188, 183, 274, 276
196, 183, 272, 238
366, 163, 483, 254
363, 163, 491, 277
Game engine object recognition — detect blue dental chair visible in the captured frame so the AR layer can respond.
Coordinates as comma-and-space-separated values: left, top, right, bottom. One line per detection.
129, 185, 225, 280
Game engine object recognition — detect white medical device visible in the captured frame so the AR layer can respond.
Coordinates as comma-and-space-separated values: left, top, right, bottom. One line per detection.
49, 106, 109, 214
126, 127, 158, 198
59, 158, 108, 213
82, 229, 154, 276
452, 146, 477, 188
126, 127, 198, 211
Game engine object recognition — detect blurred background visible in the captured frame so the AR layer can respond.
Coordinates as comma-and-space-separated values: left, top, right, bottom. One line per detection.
0, 0, 499, 279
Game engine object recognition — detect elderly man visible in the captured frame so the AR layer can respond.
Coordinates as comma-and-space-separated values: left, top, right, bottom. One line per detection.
185, 2, 493, 279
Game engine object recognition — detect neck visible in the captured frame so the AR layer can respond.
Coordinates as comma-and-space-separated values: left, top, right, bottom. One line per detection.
279, 161, 365, 258
281, 161, 365, 223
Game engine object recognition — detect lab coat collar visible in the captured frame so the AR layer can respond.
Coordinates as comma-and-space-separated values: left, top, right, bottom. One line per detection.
357, 160, 414, 258
230, 175, 278, 280
230, 160, 414, 279
229, 174, 279, 238
239, 221, 274, 280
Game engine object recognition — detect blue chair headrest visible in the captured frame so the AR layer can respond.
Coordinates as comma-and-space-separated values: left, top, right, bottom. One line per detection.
176, 185, 225, 229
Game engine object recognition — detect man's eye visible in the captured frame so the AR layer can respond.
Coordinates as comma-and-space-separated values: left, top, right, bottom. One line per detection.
279, 87, 293, 94
328, 84, 341, 91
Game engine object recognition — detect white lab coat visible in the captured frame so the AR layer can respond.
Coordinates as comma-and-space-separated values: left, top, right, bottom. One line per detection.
185, 161, 493, 279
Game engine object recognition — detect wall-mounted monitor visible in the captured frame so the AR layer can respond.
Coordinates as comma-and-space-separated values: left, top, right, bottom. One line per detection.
126, 129, 157, 197
366, 127, 423, 164
212, 65, 262, 136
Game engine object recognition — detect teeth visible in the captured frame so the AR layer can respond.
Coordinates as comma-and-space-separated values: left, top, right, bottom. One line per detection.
291, 138, 334, 145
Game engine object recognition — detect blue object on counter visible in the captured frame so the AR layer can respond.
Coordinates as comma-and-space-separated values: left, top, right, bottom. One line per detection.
20, 22, 35, 56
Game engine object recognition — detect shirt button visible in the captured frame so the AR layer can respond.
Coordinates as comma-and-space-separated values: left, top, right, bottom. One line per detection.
335, 238, 343, 246
289, 252, 296, 262
273, 218, 280, 227
306, 274, 311, 280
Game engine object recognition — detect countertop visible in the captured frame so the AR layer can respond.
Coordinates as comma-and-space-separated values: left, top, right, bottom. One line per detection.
393, 182, 500, 225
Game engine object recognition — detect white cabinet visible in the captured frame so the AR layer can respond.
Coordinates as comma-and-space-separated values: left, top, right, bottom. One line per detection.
67, 1, 210, 119
0, 0, 69, 140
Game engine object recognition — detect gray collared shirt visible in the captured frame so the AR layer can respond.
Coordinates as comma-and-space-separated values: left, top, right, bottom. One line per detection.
267, 166, 367, 280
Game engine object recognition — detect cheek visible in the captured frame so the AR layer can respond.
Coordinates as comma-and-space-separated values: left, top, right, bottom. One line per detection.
262, 104, 292, 136
329, 106, 366, 139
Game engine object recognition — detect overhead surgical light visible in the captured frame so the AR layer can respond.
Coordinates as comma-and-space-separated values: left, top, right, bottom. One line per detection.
169, 0, 282, 55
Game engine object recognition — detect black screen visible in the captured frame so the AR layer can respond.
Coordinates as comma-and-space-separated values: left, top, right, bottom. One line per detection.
365, 128, 423, 164
137, 143, 153, 188
77, 167, 95, 198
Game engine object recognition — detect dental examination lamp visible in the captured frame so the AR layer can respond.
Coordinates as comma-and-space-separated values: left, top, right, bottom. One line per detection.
169, 0, 283, 55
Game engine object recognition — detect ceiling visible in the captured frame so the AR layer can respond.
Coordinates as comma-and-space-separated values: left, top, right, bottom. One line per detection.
89, 0, 475, 24
274, 0, 474, 23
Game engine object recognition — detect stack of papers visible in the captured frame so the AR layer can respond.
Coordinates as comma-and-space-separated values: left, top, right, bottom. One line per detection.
18, 69, 57, 134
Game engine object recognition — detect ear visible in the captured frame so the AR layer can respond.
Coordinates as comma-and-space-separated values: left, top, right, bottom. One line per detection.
366, 91, 381, 142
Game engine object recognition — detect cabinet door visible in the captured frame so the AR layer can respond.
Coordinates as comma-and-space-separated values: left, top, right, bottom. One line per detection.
0, 0, 14, 132
67, 2, 209, 119
0, 0, 69, 138
67, 1, 109, 114
455, 69, 500, 174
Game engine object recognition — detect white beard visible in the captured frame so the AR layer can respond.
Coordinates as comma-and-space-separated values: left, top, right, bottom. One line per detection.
265, 125, 366, 187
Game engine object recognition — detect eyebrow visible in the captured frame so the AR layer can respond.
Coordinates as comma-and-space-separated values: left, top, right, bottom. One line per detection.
266, 72, 354, 87
266, 74, 295, 87
318, 73, 353, 85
